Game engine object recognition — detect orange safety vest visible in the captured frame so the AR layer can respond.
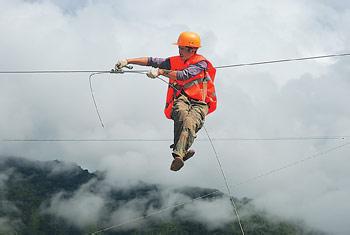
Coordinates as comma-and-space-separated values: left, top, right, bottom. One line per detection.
164, 54, 217, 119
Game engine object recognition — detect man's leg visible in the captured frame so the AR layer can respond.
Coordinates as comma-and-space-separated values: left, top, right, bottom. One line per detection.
172, 95, 191, 159
171, 98, 208, 171
179, 101, 208, 152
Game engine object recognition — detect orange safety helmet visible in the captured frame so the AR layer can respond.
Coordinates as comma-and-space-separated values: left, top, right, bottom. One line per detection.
174, 31, 201, 48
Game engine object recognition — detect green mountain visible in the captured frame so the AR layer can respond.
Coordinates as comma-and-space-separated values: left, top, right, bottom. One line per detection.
0, 156, 326, 235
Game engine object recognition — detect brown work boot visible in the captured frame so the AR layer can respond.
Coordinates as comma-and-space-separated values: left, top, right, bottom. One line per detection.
170, 153, 184, 171
170, 144, 195, 162
183, 149, 195, 161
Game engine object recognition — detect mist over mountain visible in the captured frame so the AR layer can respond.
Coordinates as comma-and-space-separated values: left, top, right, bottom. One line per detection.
0, 156, 326, 235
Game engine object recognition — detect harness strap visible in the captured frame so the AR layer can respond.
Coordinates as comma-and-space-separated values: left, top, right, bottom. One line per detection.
202, 80, 208, 101
172, 83, 182, 98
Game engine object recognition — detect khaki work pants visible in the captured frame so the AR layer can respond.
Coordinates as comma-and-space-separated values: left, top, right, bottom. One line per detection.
171, 95, 208, 158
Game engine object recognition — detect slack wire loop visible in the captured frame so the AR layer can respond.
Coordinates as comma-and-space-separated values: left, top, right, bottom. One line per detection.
89, 72, 110, 128
89, 70, 148, 128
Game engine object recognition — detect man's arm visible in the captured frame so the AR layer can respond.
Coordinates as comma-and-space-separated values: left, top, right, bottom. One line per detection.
159, 61, 208, 80
118, 57, 204, 81
128, 57, 178, 79
158, 69, 177, 80
126, 57, 149, 66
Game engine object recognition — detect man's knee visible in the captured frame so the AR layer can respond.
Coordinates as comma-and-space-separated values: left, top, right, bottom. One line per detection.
183, 117, 197, 134
172, 109, 187, 122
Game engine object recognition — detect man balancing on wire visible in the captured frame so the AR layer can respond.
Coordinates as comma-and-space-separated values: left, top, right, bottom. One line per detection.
115, 31, 217, 171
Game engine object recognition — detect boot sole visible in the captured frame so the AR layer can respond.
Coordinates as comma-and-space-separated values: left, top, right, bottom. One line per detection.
183, 150, 195, 161
170, 157, 184, 171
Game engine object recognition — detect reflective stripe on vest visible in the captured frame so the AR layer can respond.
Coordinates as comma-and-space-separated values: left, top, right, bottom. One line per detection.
183, 76, 211, 90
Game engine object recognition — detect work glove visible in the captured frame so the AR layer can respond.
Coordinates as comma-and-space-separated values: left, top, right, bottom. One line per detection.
115, 59, 128, 70
147, 68, 160, 79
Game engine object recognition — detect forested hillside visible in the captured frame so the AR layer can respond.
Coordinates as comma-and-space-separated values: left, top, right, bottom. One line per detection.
0, 157, 326, 235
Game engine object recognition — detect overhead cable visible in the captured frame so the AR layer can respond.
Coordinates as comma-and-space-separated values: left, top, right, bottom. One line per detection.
0, 52, 349, 74
0, 69, 148, 74
215, 52, 350, 69
1, 136, 348, 142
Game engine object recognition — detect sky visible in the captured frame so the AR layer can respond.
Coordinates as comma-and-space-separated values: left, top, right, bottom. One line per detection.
0, 0, 350, 234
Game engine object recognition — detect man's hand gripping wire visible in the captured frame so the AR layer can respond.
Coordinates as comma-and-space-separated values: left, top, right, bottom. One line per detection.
113, 59, 134, 73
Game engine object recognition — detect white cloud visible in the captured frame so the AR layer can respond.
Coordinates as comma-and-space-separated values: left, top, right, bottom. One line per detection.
43, 180, 105, 228
0, 217, 15, 234
0, 172, 9, 189
178, 197, 234, 230
108, 197, 149, 231
106, 185, 227, 232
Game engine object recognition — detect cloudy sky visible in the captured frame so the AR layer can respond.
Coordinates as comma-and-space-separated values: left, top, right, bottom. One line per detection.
1, 0, 350, 234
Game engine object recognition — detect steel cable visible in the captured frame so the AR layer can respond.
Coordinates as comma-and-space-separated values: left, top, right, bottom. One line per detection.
1, 136, 348, 142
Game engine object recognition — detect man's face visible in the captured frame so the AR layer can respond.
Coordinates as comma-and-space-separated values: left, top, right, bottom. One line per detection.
178, 46, 196, 61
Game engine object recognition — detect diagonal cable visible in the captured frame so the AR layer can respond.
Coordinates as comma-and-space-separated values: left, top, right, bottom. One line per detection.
233, 141, 350, 188
90, 190, 221, 234
204, 126, 245, 235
